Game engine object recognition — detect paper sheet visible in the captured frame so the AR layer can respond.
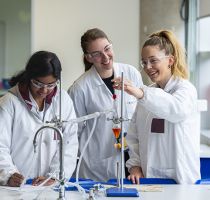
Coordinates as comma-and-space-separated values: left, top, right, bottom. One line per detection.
104, 184, 164, 192
0, 185, 50, 192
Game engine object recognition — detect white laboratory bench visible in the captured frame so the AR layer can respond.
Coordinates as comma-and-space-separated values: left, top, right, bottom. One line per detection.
1, 184, 210, 200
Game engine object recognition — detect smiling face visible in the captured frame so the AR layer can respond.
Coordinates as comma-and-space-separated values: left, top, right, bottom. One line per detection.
141, 45, 174, 88
30, 74, 57, 101
85, 38, 114, 78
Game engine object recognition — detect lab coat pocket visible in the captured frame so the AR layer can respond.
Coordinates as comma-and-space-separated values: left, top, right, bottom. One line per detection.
151, 118, 165, 133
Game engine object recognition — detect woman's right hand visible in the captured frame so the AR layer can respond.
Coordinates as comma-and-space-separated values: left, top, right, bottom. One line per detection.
127, 166, 144, 184
7, 172, 24, 187
32, 176, 56, 186
112, 77, 144, 99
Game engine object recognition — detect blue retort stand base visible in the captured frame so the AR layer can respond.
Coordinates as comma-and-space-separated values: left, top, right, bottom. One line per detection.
106, 187, 139, 197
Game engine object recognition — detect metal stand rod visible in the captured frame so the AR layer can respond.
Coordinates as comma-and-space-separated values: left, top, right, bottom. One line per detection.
120, 71, 125, 190
59, 76, 62, 123
116, 162, 120, 187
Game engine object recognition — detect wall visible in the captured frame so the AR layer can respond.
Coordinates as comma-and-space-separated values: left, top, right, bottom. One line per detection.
140, 0, 184, 47
140, 0, 185, 84
32, 0, 140, 90
199, 0, 210, 17
0, 0, 30, 78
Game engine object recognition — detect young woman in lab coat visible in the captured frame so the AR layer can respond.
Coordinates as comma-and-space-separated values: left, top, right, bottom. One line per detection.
113, 30, 200, 184
68, 28, 143, 181
0, 51, 78, 187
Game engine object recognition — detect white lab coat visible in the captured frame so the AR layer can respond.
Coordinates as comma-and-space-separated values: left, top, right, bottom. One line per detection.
0, 85, 78, 185
126, 76, 201, 184
68, 62, 143, 181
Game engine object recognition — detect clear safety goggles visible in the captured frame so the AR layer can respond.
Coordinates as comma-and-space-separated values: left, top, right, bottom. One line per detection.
140, 55, 170, 71
31, 79, 59, 90
86, 43, 113, 60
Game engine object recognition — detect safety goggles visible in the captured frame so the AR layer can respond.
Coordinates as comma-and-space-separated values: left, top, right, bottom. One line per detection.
140, 55, 170, 70
86, 43, 113, 60
31, 79, 59, 90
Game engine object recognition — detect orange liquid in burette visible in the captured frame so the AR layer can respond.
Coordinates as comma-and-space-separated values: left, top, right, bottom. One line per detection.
112, 127, 121, 139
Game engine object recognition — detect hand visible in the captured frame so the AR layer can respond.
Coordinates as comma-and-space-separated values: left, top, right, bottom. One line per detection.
32, 176, 55, 186
7, 172, 24, 187
112, 77, 144, 99
127, 166, 144, 184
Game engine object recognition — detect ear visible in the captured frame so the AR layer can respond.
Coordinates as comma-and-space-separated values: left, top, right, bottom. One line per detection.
84, 54, 93, 64
168, 55, 175, 66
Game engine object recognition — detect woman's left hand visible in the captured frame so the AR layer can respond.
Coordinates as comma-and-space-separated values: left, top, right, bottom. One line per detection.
112, 77, 144, 99
32, 176, 55, 186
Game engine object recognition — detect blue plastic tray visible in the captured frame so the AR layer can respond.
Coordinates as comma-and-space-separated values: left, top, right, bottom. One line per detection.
195, 178, 210, 184
200, 157, 210, 179
27, 177, 176, 186
107, 178, 177, 185
106, 187, 139, 197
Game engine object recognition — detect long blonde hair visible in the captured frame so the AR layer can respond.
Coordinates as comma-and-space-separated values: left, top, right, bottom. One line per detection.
143, 30, 188, 79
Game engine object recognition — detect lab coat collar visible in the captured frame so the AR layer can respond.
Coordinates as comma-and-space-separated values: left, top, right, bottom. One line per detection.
90, 63, 122, 98
91, 62, 119, 86
151, 76, 179, 93
163, 76, 179, 93
91, 66, 105, 86
17, 83, 57, 110
113, 62, 121, 77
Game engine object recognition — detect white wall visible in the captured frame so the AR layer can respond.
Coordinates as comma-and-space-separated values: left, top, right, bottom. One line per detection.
32, 0, 140, 90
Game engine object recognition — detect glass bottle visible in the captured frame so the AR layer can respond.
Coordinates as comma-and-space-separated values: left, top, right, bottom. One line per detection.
112, 94, 121, 149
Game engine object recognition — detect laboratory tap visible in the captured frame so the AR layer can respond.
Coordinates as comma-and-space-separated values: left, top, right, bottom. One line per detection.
33, 125, 65, 200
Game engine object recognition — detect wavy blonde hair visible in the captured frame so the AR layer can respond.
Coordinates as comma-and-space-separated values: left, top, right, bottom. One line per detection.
143, 30, 188, 79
